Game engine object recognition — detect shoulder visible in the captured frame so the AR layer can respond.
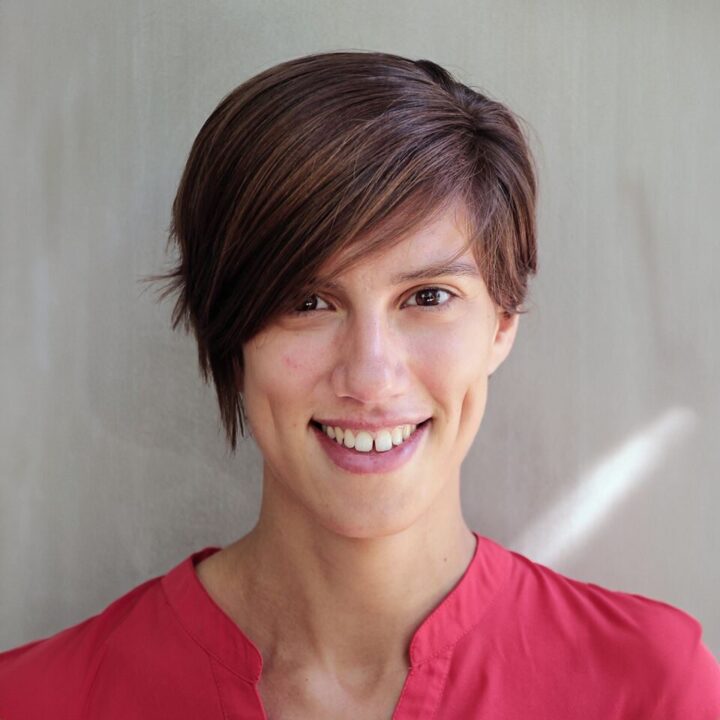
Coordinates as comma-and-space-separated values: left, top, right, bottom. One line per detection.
0, 574, 161, 719
506, 550, 720, 714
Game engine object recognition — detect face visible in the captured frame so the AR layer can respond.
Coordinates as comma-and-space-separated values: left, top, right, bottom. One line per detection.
241, 202, 519, 539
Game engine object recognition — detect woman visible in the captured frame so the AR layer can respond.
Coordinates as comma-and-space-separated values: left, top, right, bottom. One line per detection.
1, 50, 718, 719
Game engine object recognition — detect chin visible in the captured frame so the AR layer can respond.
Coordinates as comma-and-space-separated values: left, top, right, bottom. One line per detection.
311, 483, 441, 541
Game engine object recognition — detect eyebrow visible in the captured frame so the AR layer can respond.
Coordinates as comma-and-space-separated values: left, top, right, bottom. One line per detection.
391, 259, 481, 284
319, 259, 481, 291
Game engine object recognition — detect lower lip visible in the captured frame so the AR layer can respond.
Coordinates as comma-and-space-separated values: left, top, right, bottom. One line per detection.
311, 421, 430, 475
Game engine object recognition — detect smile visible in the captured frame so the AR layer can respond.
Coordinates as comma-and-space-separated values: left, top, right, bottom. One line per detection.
318, 422, 419, 452
309, 419, 431, 474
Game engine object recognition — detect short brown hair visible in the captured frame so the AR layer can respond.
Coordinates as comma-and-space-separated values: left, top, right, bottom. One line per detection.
144, 50, 538, 453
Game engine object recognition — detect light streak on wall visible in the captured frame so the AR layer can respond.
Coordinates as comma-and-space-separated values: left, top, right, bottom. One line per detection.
511, 407, 697, 567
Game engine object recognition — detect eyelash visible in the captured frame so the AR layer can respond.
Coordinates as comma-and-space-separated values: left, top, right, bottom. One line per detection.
290, 287, 458, 316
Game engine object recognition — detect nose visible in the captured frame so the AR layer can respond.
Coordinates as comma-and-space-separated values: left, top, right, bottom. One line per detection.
330, 311, 410, 403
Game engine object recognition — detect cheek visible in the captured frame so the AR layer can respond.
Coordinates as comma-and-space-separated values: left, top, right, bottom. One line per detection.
407, 315, 493, 454
409, 315, 492, 395
281, 353, 303, 372
243, 334, 327, 424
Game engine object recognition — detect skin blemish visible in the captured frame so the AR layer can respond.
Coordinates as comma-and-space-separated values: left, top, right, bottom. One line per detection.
282, 353, 304, 372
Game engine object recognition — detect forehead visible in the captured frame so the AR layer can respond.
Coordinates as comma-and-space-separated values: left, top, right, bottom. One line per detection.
318, 200, 477, 284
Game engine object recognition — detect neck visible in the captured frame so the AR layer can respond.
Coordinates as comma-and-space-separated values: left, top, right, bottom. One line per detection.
214, 475, 477, 680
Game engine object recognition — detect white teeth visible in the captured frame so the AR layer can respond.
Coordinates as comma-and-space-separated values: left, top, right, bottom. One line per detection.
374, 430, 393, 452
354, 431, 373, 452
320, 421, 423, 452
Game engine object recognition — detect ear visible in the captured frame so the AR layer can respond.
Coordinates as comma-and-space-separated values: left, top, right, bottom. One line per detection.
487, 310, 520, 377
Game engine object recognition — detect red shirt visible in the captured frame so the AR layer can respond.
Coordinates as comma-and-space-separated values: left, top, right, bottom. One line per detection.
1, 532, 719, 719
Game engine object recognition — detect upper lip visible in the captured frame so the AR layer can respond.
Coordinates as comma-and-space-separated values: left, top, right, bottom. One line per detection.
312, 416, 431, 431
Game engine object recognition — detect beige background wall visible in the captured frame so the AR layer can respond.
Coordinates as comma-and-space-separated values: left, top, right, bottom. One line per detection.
1, 1, 718, 656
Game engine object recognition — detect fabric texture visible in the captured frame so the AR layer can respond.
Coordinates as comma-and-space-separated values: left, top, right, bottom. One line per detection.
1, 532, 719, 719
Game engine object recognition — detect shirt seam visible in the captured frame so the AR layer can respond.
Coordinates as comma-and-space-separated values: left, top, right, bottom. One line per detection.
412, 551, 514, 668
208, 654, 230, 720
79, 641, 111, 720
161, 578, 258, 685
78, 598, 144, 720
430, 651, 454, 720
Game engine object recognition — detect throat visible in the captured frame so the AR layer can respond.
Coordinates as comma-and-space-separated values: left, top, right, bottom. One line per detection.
256, 661, 410, 720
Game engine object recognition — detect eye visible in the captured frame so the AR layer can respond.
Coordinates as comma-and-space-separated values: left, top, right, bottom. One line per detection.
404, 287, 456, 309
291, 294, 331, 314
289, 287, 457, 315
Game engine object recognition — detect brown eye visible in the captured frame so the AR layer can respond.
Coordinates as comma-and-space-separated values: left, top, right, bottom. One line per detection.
292, 294, 330, 314
406, 287, 454, 308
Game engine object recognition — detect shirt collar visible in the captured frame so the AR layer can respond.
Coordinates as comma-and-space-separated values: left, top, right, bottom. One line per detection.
162, 531, 512, 681
162, 545, 263, 682
408, 532, 513, 666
